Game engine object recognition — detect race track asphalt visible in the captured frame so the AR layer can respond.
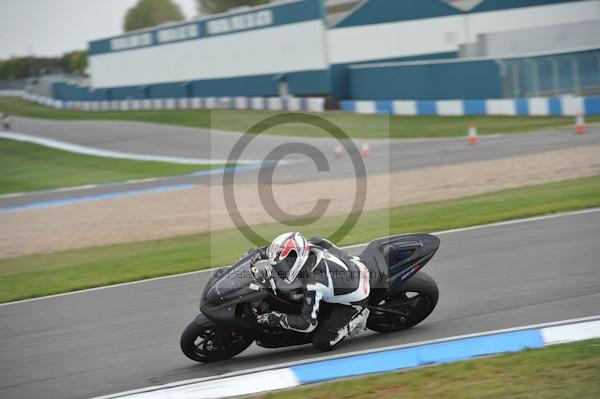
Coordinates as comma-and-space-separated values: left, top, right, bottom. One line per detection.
1, 210, 599, 399
1, 116, 599, 210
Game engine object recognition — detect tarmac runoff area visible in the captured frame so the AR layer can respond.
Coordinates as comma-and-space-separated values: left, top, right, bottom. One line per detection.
0, 210, 598, 399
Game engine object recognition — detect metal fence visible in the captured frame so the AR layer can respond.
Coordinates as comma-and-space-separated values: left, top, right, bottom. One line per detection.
498, 48, 600, 98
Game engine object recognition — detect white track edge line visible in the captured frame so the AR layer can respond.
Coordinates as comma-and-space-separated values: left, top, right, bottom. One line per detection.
342, 207, 600, 249
0, 131, 261, 165
94, 315, 600, 398
1, 207, 598, 307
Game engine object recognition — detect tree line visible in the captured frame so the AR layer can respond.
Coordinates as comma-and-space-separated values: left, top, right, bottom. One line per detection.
0, 51, 87, 80
124, 0, 272, 32
1, 0, 271, 80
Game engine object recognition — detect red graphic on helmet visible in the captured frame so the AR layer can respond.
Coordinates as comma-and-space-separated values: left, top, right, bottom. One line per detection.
267, 232, 310, 284
280, 237, 297, 259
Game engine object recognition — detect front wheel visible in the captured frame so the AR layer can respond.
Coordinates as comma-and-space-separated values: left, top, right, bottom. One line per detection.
180, 315, 253, 363
367, 271, 439, 333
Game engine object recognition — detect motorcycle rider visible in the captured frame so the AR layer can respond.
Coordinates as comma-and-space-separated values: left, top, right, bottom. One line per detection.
253, 232, 371, 351
1, 113, 11, 130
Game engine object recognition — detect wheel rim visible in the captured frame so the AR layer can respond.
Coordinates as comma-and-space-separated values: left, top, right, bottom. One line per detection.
370, 291, 432, 330
192, 327, 247, 358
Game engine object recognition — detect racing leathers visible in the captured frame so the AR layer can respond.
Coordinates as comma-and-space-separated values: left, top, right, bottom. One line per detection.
256, 237, 371, 350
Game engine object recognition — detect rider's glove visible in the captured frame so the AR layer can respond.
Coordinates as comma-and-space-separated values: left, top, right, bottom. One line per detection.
251, 251, 262, 265
250, 247, 267, 265
256, 312, 285, 328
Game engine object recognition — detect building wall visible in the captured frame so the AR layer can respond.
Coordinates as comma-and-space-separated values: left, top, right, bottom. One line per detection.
327, 0, 599, 99
86, 0, 330, 98
477, 20, 600, 58
465, 0, 600, 43
59, 0, 599, 103
346, 47, 600, 101
348, 58, 503, 100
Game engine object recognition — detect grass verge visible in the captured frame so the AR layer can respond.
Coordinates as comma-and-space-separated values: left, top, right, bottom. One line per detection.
1, 175, 599, 303
0, 138, 223, 194
256, 339, 600, 399
2, 97, 597, 139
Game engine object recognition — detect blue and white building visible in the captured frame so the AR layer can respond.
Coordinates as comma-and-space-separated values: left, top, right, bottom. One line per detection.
49, 0, 600, 115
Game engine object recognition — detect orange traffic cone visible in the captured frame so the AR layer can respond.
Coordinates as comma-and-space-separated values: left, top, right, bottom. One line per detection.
468, 125, 479, 145
576, 113, 585, 134
360, 141, 371, 157
334, 144, 344, 158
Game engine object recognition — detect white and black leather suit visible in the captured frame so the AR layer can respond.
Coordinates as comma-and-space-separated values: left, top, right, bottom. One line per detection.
256, 237, 371, 350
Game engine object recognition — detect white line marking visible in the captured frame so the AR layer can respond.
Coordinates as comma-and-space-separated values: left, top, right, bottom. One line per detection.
94, 315, 600, 398
1, 207, 598, 307
432, 207, 600, 236
343, 207, 600, 249
542, 320, 600, 345
0, 131, 261, 165
94, 368, 300, 399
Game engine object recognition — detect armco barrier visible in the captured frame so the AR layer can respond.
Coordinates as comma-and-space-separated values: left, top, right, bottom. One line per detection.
95, 317, 600, 399
0, 90, 325, 113
341, 96, 600, 116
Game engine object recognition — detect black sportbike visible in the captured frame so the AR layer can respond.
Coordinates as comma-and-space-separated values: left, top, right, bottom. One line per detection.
180, 234, 440, 362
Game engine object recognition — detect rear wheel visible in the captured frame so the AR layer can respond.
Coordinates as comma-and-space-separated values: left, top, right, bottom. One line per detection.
367, 271, 439, 333
180, 316, 253, 363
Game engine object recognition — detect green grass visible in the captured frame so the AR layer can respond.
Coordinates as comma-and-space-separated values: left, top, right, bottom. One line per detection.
255, 339, 600, 399
0, 138, 223, 194
1, 175, 599, 303
2, 97, 597, 139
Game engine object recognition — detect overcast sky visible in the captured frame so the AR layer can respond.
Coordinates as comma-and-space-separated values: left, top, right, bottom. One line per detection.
0, 0, 198, 59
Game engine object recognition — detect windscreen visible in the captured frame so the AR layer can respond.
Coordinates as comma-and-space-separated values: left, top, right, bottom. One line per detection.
205, 259, 261, 305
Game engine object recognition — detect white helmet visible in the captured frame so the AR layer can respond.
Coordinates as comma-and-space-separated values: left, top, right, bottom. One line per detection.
267, 232, 309, 284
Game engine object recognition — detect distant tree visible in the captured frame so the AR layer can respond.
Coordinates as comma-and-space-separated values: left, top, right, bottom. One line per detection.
124, 0, 185, 32
0, 51, 88, 80
0, 57, 62, 80
66, 51, 88, 75
197, 0, 271, 15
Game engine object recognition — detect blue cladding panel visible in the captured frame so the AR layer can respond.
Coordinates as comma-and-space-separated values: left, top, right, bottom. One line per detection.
516, 99, 529, 115
585, 97, 600, 115
335, 0, 461, 28
193, 75, 277, 97
191, 70, 328, 97
53, 70, 328, 101
349, 59, 502, 100
53, 82, 109, 101
417, 101, 437, 115
473, 0, 582, 12
112, 86, 145, 99
288, 70, 331, 96
548, 98, 562, 116
150, 82, 188, 98
463, 100, 486, 115
292, 330, 544, 384
332, 52, 457, 100
89, 0, 323, 55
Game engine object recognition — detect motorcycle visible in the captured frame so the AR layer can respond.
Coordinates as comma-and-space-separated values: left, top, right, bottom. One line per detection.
180, 234, 440, 363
